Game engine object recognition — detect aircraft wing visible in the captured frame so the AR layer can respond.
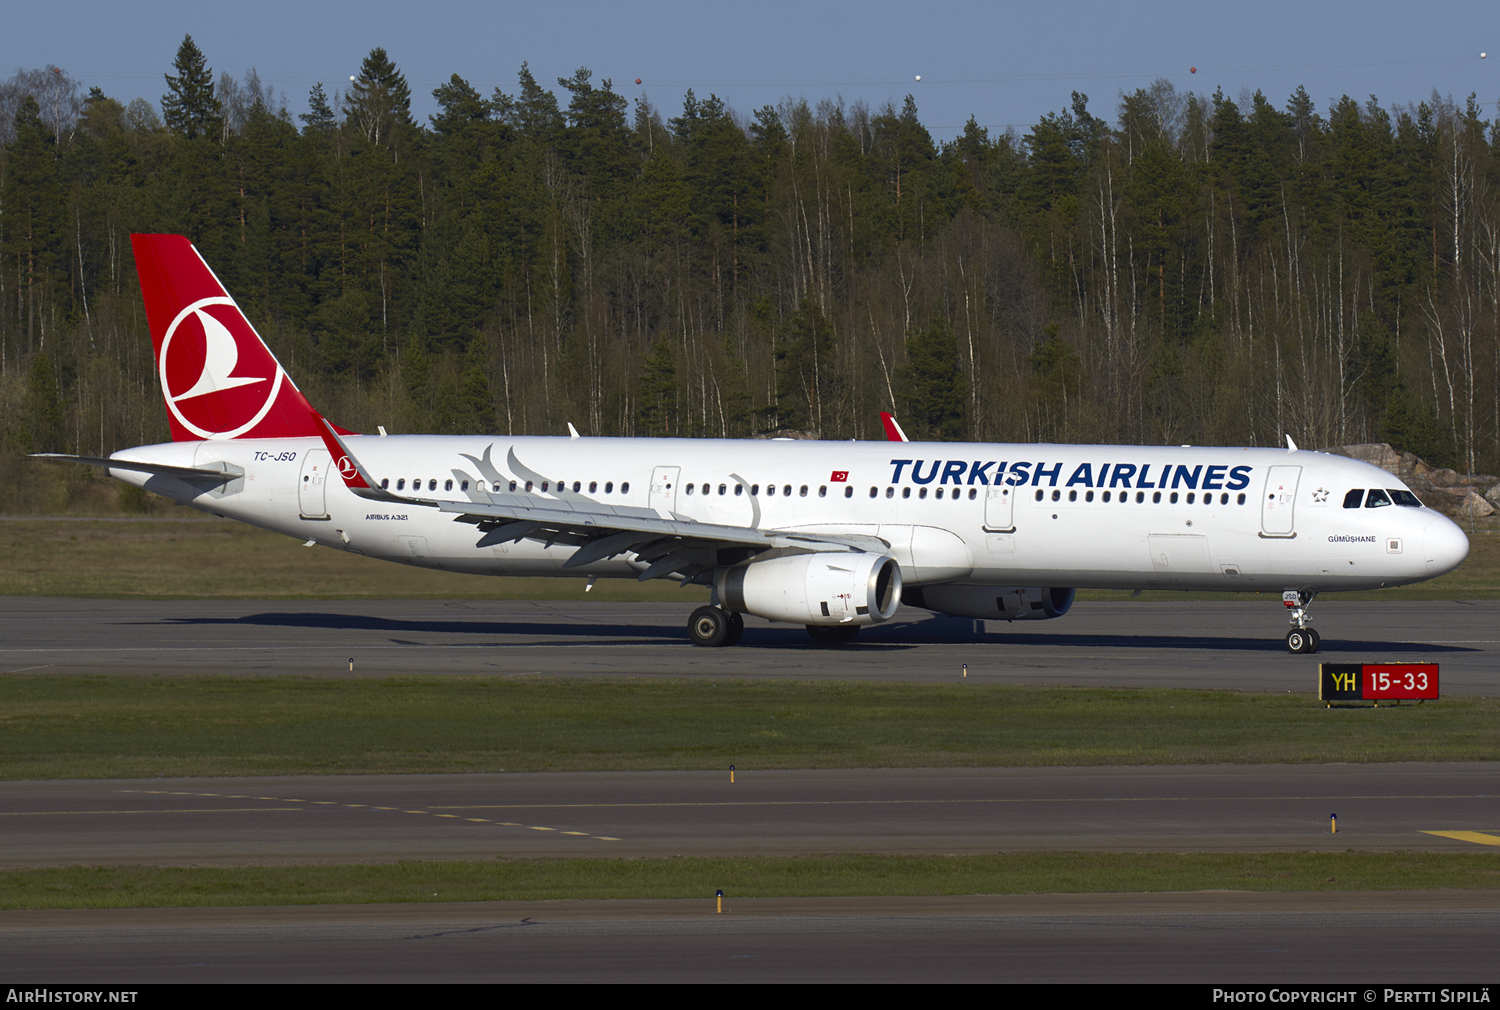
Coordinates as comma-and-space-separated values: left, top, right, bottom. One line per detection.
313, 415, 888, 582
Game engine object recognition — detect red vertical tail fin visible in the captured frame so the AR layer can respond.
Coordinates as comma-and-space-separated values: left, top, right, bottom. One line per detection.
879, 412, 909, 442
132, 234, 326, 441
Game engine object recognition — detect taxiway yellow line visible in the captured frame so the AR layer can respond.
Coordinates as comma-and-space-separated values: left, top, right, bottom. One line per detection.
1421, 830, 1500, 847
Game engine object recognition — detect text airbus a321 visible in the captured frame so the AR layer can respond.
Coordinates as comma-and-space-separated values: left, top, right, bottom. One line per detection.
36, 235, 1470, 653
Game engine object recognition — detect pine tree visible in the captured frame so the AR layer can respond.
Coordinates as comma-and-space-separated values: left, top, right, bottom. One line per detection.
299, 83, 336, 135
161, 34, 221, 140
636, 338, 679, 435
345, 48, 413, 145
771, 298, 838, 435
899, 316, 966, 441
1, 95, 62, 355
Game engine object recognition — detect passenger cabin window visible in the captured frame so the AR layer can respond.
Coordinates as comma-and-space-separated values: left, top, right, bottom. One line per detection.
381, 479, 390, 489
445, 479, 454, 491
589, 481, 598, 493
621, 482, 630, 494
396, 479, 406, 490
1365, 489, 1392, 508
845, 486, 854, 498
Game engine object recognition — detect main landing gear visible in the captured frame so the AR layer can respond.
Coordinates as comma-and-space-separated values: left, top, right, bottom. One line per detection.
688, 606, 744, 648
685, 608, 861, 647
1283, 590, 1320, 654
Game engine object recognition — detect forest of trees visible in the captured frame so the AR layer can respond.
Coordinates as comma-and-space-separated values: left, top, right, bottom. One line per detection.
3, 36, 1499, 513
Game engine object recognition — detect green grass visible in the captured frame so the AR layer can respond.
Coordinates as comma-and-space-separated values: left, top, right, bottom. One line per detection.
3, 852, 1496, 910
2, 677, 1497, 779
2, 519, 1496, 600
0, 519, 705, 601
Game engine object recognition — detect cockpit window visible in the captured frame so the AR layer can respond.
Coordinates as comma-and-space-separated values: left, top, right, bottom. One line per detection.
1342, 489, 1363, 509
1389, 489, 1423, 507
1364, 488, 1392, 508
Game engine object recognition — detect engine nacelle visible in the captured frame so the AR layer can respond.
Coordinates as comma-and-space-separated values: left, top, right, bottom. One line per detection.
719, 552, 902, 626
903, 585, 1076, 621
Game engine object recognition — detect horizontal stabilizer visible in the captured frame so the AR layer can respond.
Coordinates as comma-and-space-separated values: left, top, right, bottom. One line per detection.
29, 453, 236, 484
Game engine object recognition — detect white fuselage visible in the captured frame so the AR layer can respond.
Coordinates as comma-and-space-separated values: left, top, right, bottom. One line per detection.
109, 435, 1469, 594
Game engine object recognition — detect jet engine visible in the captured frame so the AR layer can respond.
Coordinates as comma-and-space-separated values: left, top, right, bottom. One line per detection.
902, 584, 1076, 621
718, 552, 902, 626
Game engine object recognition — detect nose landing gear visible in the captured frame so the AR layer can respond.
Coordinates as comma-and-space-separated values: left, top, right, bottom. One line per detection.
1283, 590, 1320, 653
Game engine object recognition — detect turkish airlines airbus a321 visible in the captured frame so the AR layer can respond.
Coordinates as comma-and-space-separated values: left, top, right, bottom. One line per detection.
36, 235, 1470, 653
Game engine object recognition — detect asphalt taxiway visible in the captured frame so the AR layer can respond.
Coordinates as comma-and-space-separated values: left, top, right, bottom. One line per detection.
3, 596, 1497, 982
0, 597, 1495, 692
2, 765, 1497, 866
5, 892, 1499, 983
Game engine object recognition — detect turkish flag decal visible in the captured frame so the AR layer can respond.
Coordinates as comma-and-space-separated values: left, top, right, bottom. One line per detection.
830, 471, 849, 482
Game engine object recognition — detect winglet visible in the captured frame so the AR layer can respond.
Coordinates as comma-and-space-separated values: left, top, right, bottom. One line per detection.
880, 412, 909, 443
312, 412, 427, 506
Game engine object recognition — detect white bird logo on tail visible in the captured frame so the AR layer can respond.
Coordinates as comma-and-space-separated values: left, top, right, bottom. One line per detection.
171, 308, 265, 402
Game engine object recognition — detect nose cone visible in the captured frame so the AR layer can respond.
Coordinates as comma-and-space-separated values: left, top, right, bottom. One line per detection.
1423, 514, 1470, 577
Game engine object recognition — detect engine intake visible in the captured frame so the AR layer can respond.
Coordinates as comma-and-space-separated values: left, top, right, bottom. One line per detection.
903, 585, 1076, 621
719, 552, 902, 626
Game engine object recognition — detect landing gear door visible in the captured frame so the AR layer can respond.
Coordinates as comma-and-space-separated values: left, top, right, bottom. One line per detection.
649, 466, 680, 515
1261, 465, 1301, 536
983, 484, 1015, 532
299, 449, 331, 519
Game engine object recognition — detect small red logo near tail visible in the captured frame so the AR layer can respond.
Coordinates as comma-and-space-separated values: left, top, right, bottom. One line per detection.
830, 471, 848, 482
133, 234, 331, 441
